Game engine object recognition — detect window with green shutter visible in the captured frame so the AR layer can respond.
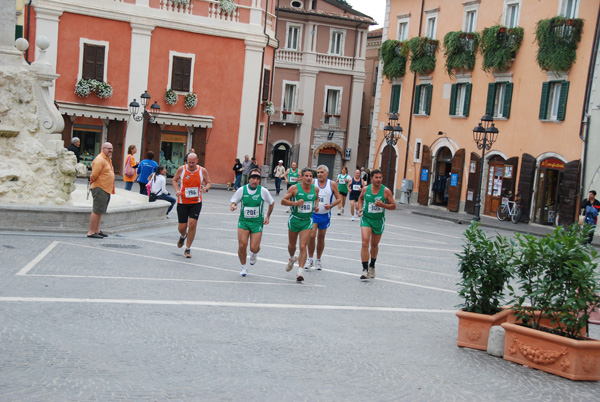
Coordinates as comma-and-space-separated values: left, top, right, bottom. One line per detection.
485, 83, 496, 116
450, 83, 472, 117
413, 85, 422, 114
389, 84, 401, 113
539, 82, 550, 120
557, 81, 569, 121
463, 83, 472, 116
485, 82, 512, 119
502, 82, 513, 118
449, 84, 458, 116
540, 81, 569, 121
425, 84, 432, 115
414, 84, 432, 115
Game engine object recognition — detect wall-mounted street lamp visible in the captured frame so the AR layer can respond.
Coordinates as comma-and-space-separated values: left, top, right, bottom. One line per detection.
383, 113, 403, 189
129, 90, 160, 155
472, 114, 499, 221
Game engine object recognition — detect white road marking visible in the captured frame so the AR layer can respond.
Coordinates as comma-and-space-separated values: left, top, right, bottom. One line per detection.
0, 296, 456, 313
16, 241, 59, 276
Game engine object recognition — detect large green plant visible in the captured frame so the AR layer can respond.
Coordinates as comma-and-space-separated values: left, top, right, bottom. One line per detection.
535, 17, 583, 72
379, 39, 409, 81
408, 37, 439, 75
456, 222, 514, 315
443, 31, 480, 77
480, 25, 524, 72
508, 224, 599, 339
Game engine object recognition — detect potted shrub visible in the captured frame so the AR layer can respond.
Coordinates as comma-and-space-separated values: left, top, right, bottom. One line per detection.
456, 222, 514, 350
379, 39, 409, 81
184, 92, 197, 110
503, 224, 600, 380
480, 25, 524, 72
535, 16, 583, 72
165, 88, 178, 105
443, 31, 480, 77
408, 37, 439, 75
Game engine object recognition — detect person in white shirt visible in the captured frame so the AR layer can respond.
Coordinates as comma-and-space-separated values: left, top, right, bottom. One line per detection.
149, 166, 176, 215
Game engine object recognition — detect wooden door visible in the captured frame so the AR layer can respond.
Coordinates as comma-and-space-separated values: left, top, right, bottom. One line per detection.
418, 145, 432, 205
144, 122, 162, 162
517, 153, 536, 223
558, 160, 580, 226
61, 115, 73, 146
447, 149, 465, 212
380, 144, 397, 193
484, 162, 505, 215
464, 153, 480, 214
191, 127, 207, 166
107, 120, 125, 175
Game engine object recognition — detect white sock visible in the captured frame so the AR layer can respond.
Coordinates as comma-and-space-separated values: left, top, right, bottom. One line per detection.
251, 252, 257, 258
316, 258, 321, 263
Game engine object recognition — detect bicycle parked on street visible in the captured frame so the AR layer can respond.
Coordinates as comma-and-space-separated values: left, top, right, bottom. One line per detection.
497, 192, 522, 224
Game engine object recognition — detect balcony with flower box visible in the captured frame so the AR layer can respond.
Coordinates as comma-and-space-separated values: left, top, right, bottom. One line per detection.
322, 113, 341, 128
270, 109, 303, 125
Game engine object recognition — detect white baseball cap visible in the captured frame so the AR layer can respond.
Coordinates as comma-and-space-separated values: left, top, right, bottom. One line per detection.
278, 160, 283, 163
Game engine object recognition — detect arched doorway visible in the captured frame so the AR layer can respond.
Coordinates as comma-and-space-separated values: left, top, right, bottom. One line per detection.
380, 144, 397, 192
271, 143, 290, 177
533, 157, 566, 225
432, 147, 452, 206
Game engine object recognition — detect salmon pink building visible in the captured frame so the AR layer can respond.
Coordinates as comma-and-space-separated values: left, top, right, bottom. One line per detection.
373, 0, 600, 226
28, 0, 276, 183
268, 0, 375, 177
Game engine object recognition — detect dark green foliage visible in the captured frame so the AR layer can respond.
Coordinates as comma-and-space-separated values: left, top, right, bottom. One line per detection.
379, 40, 409, 81
456, 222, 514, 315
480, 25, 524, 72
408, 37, 439, 75
443, 31, 480, 77
536, 17, 583, 72
508, 224, 599, 339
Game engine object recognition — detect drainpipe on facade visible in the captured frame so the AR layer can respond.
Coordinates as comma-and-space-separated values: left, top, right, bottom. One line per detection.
579, 5, 600, 198
25, 0, 32, 63
345, 23, 361, 157
263, 0, 280, 166
402, 0, 425, 179
253, 0, 270, 160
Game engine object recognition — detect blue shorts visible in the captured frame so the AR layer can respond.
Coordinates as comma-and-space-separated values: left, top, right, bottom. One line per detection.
312, 213, 331, 230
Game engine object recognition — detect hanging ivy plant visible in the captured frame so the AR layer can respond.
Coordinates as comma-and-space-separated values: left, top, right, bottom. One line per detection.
443, 31, 480, 77
535, 17, 583, 72
408, 37, 439, 75
379, 40, 409, 81
480, 25, 524, 72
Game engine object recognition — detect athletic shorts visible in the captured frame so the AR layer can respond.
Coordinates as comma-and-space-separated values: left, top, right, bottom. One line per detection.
349, 191, 361, 201
360, 215, 385, 235
177, 202, 202, 224
238, 219, 264, 234
288, 215, 313, 232
312, 213, 331, 230
91, 187, 110, 214
339, 191, 348, 197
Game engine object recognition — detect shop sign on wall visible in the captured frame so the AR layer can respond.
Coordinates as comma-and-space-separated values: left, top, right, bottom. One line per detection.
421, 168, 429, 182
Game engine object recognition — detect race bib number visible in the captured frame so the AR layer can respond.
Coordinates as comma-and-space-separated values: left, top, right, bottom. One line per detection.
185, 187, 199, 198
319, 195, 326, 204
300, 201, 313, 213
338, 178, 345, 185
290, 177, 297, 183
368, 203, 383, 213
244, 207, 260, 219
352, 184, 360, 191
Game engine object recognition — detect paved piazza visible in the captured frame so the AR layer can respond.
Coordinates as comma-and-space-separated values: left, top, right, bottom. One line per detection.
1, 189, 599, 401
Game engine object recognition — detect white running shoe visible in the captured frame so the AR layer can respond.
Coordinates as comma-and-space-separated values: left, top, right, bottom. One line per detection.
368, 266, 375, 278
304, 258, 313, 270
360, 269, 371, 280
296, 268, 304, 282
240, 267, 247, 277
249, 253, 257, 266
337, 211, 342, 216
286, 256, 298, 272
351, 216, 355, 221
315, 259, 322, 270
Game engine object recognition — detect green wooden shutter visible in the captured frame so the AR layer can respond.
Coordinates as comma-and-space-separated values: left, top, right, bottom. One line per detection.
413, 85, 422, 114
425, 84, 433, 115
463, 83, 472, 117
539, 82, 550, 120
15, 25, 23, 40
557, 81, 569, 121
390, 85, 401, 113
449, 84, 457, 116
502, 82, 513, 118
485, 83, 496, 116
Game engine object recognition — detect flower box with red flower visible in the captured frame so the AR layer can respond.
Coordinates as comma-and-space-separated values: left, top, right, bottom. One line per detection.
294, 112, 304, 116
282, 111, 292, 115
333, 115, 341, 118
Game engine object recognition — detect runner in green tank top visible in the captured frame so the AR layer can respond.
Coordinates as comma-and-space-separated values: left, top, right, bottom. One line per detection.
284, 162, 300, 213
357, 169, 396, 280
281, 167, 319, 282
230, 169, 274, 277
336, 166, 351, 215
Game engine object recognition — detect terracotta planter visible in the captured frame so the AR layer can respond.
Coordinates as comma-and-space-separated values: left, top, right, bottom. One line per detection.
505, 309, 586, 337
456, 309, 512, 350
502, 322, 600, 381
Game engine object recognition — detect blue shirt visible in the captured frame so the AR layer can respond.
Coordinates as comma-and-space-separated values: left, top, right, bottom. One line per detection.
136, 159, 158, 184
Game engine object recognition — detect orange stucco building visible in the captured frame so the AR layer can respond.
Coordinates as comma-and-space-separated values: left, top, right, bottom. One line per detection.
373, 0, 600, 226
28, 0, 276, 184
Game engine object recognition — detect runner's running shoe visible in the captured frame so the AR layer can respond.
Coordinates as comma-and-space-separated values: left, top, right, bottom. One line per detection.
304, 258, 313, 270
360, 269, 371, 280
368, 266, 375, 278
184, 248, 192, 258
315, 259, 322, 270
240, 267, 247, 277
286, 256, 298, 272
249, 253, 257, 266
177, 235, 186, 248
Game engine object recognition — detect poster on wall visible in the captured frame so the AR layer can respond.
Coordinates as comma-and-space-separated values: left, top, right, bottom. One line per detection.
505, 165, 513, 178
450, 173, 458, 187
470, 161, 476, 173
467, 191, 474, 201
421, 168, 429, 182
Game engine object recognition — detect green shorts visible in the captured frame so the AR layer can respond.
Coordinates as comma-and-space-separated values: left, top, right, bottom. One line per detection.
360, 215, 385, 235
91, 187, 110, 214
238, 219, 264, 234
288, 215, 313, 232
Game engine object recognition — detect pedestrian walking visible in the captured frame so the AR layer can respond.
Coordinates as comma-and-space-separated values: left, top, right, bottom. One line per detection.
357, 169, 396, 279
241, 155, 252, 186
149, 166, 176, 216
172, 153, 211, 258
230, 169, 274, 277
273, 160, 286, 195
349, 169, 365, 221
581, 190, 600, 244
305, 165, 341, 270
233, 158, 243, 190
136, 151, 158, 195
87, 142, 115, 238
281, 167, 319, 282
336, 166, 351, 215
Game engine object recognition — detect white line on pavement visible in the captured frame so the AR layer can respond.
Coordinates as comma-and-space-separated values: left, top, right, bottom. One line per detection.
16, 241, 59, 276
0, 296, 456, 313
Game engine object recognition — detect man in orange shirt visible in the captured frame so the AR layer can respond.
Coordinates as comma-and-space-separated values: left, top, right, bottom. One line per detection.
87, 142, 115, 238
172, 153, 211, 258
